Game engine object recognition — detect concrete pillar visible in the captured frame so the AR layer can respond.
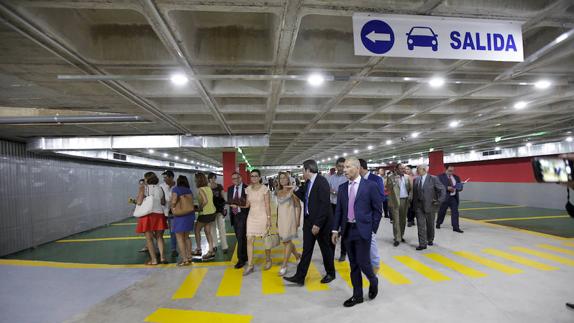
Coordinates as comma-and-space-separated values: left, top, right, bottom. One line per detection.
428, 150, 444, 175
239, 163, 249, 185
222, 151, 236, 191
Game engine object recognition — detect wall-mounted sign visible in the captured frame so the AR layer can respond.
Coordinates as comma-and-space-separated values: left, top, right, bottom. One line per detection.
353, 14, 523, 62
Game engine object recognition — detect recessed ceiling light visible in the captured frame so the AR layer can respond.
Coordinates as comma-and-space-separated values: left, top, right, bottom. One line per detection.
411, 132, 420, 138
429, 148, 434, 152
343, 152, 348, 157
449, 120, 460, 128
526, 143, 532, 147
183, 158, 188, 162
495, 147, 501, 151
353, 149, 359, 154
170, 73, 189, 86
495, 136, 502, 142
385, 140, 392, 145
174, 156, 179, 160
163, 153, 169, 157
519, 82, 528, 85
495, 123, 501, 127
367, 145, 373, 150
392, 155, 396, 159
321, 159, 325, 163
534, 80, 551, 89
148, 149, 154, 154
566, 136, 573, 142
514, 101, 528, 110
428, 77, 445, 88
307, 73, 325, 87
555, 32, 569, 43
334, 155, 339, 159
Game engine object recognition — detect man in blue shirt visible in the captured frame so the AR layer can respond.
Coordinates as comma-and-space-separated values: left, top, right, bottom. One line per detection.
359, 159, 385, 273
328, 157, 348, 261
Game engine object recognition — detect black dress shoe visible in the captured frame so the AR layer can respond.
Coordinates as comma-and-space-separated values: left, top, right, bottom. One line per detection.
320, 274, 335, 284
407, 222, 414, 227
436, 224, 441, 229
338, 255, 346, 262
343, 296, 364, 307
393, 241, 400, 247
234, 262, 245, 269
369, 285, 378, 300
283, 275, 304, 286
428, 242, 434, 246
454, 229, 464, 233
416, 246, 427, 251
401, 238, 405, 243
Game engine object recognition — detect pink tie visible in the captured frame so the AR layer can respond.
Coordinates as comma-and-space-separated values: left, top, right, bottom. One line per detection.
348, 181, 356, 222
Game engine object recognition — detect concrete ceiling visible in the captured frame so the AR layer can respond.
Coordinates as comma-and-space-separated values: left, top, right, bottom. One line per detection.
0, 0, 573, 167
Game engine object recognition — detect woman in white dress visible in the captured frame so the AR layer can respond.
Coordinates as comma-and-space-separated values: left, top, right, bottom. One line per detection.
276, 172, 302, 276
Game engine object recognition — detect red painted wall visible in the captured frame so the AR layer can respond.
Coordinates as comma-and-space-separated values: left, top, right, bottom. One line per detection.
222, 151, 236, 191
449, 157, 536, 183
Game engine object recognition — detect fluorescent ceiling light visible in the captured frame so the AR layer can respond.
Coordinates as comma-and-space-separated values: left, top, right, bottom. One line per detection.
163, 153, 169, 157
183, 158, 188, 162
429, 148, 434, 152
428, 77, 445, 88
327, 157, 331, 161
343, 152, 348, 157
449, 120, 460, 128
566, 136, 573, 142
534, 80, 551, 89
514, 101, 528, 110
385, 140, 392, 145
307, 73, 325, 87
148, 149, 154, 154
170, 73, 189, 86
555, 33, 568, 43
495, 136, 502, 142
495, 147, 501, 151
392, 155, 396, 159
411, 132, 419, 138
174, 156, 179, 160
367, 145, 373, 150
353, 149, 359, 154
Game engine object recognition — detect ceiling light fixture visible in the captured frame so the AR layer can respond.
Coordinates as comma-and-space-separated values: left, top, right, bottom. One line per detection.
307, 73, 325, 87
411, 132, 420, 138
367, 145, 373, 150
555, 32, 569, 43
495, 147, 501, 151
526, 143, 532, 147
566, 136, 573, 142
343, 152, 348, 157
163, 153, 169, 157
534, 80, 551, 90
495, 136, 502, 142
183, 158, 188, 162
428, 77, 445, 88
514, 101, 528, 110
449, 120, 460, 128
386, 140, 392, 145
174, 156, 179, 160
170, 73, 189, 86
148, 149, 154, 154
429, 148, 434, 152
353, 149, 359, 154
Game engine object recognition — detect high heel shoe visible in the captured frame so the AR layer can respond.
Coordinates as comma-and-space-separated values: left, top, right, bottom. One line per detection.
243, 266, 254, 276
264, 260, 272, 271
278, 266, 287, 276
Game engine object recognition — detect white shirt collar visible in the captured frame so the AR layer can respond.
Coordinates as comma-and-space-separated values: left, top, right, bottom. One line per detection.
350, 176, 361, 185
362, 173, 369, 180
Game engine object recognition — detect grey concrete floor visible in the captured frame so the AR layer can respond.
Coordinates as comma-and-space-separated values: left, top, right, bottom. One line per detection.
2, 216, 574, 323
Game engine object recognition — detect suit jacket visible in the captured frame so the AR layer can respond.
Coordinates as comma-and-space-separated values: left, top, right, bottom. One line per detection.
366, 173, 387, 202
227, 183, 249, 227
438, 173, 463, 202
333, 178, 383, 241
385, 173, 413, 209
412, 174, 446, 213
294, 174, 332, 229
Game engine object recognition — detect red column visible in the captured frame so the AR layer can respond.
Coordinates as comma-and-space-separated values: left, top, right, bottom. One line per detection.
239, 163, 249, 185
428, 150, 444, 175
222, 151, 236, 191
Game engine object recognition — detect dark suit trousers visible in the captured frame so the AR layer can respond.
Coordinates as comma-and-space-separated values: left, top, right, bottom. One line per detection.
437, 196, 460, 230
233, 213, 248, 264
415, 207, 435, 247
407, 200, 416, 223
344, 223, 378, 298
332, 203, 346, 257
294, 219, 336, 280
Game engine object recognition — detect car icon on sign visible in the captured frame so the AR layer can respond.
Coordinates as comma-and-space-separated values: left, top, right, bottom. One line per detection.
406, 26, 438, 51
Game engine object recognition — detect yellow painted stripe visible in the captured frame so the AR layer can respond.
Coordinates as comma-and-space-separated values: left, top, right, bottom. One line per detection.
453, 251, 522, 275
394, 256, 450, 282
334, 261, 368, 288
510, 247, 574, 266
482, 249, 559, 271
216, 267, 243, 297
459, 205, 525, 211
482, 215, 568, 222
537, 244, 574, 256
378, 261, 412, 285
254, 248, 302, 255
145, 308, 252, 323
563, 241, 574, 247
254, 240, 301, 247
425, 254, 488, 278
172, 268, 209, 299
0, 259, 231, 269
262, 265, 285, 295
305, 262, 330, 292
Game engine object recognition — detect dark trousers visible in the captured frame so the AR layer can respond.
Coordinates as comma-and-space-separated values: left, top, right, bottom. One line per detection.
344, 224, 378, 298
415, 208, 435, 247
407, 200, 416, 223
332, 203, 346, 257
294, 219, 336, 280
233, 213, 248, 264
437, 196, 460, 230
383, 200, 390, 218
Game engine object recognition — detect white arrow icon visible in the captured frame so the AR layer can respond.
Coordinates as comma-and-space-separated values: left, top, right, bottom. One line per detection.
366, 30, 391, 43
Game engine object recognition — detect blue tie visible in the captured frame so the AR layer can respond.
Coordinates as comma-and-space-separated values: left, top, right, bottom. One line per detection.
305, 180, 312, 216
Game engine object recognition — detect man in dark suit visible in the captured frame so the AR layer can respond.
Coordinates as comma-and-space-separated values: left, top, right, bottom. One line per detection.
332, 157, 383, 307
437, 165, 464, 233
228, 172, 249, 269
284, 159, 336, 286
412, 164, 446, 250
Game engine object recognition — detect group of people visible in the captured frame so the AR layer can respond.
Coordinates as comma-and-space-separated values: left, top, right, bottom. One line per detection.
134, 157, 465, 307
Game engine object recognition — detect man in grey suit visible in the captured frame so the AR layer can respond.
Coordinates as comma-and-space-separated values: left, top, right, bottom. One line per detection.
412, 164, 446, 250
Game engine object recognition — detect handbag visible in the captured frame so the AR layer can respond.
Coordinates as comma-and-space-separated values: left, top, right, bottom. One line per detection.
264, 232, 280, 249
133, 186, 154, 218
172, 194, 195, 216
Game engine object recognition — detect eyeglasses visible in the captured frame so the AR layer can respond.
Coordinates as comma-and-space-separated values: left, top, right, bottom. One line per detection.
250, 175, 259, 178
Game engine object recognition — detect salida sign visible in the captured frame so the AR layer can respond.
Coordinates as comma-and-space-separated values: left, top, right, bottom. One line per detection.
353, 14, 524, 62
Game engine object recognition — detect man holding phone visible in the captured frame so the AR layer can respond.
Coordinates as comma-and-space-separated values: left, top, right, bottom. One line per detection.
436, 165, 464, 233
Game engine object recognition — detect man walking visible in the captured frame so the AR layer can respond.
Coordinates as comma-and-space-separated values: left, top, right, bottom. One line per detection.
385, 164, 412, 247
328, 157, 347, 261
412, 164, 446, 250
436, 165, 464, 233
228, 172, 249, 268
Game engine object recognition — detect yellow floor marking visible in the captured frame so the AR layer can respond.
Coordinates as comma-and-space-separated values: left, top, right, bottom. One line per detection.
334, 261, 369, 288
394, 256, 451, 282
305, 262, 330, 292
254, 240, 301, 247
537, 244, 574, 256
254, 248, 302, 255
461, 217, 570, 241
459, 205, 525, 211
510, 247, 574, 266
453, 251, 522, 275
0, 259, 231, 269
262, 265, 285, 295
563, 241, 574, 247
145, 308, 252, 323
482, 249, 559, 271
216, 266, 243, 297
481, 215, 568, 222
172, 268, 209, 299
425, 254, 488, 278
378, 261, 412, 285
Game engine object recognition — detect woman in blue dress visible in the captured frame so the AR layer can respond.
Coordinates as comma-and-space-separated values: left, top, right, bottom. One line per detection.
170, 175, 196, 266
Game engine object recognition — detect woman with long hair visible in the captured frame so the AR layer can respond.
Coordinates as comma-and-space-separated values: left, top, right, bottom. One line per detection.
136, 172, 168, 265
192, 173, 217, 261
170, 175, 195, 266
276, 172, 302, 276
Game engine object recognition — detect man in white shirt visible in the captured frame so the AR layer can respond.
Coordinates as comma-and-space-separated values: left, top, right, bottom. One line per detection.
328, 157, 348, 261
161, 170, 177, 257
